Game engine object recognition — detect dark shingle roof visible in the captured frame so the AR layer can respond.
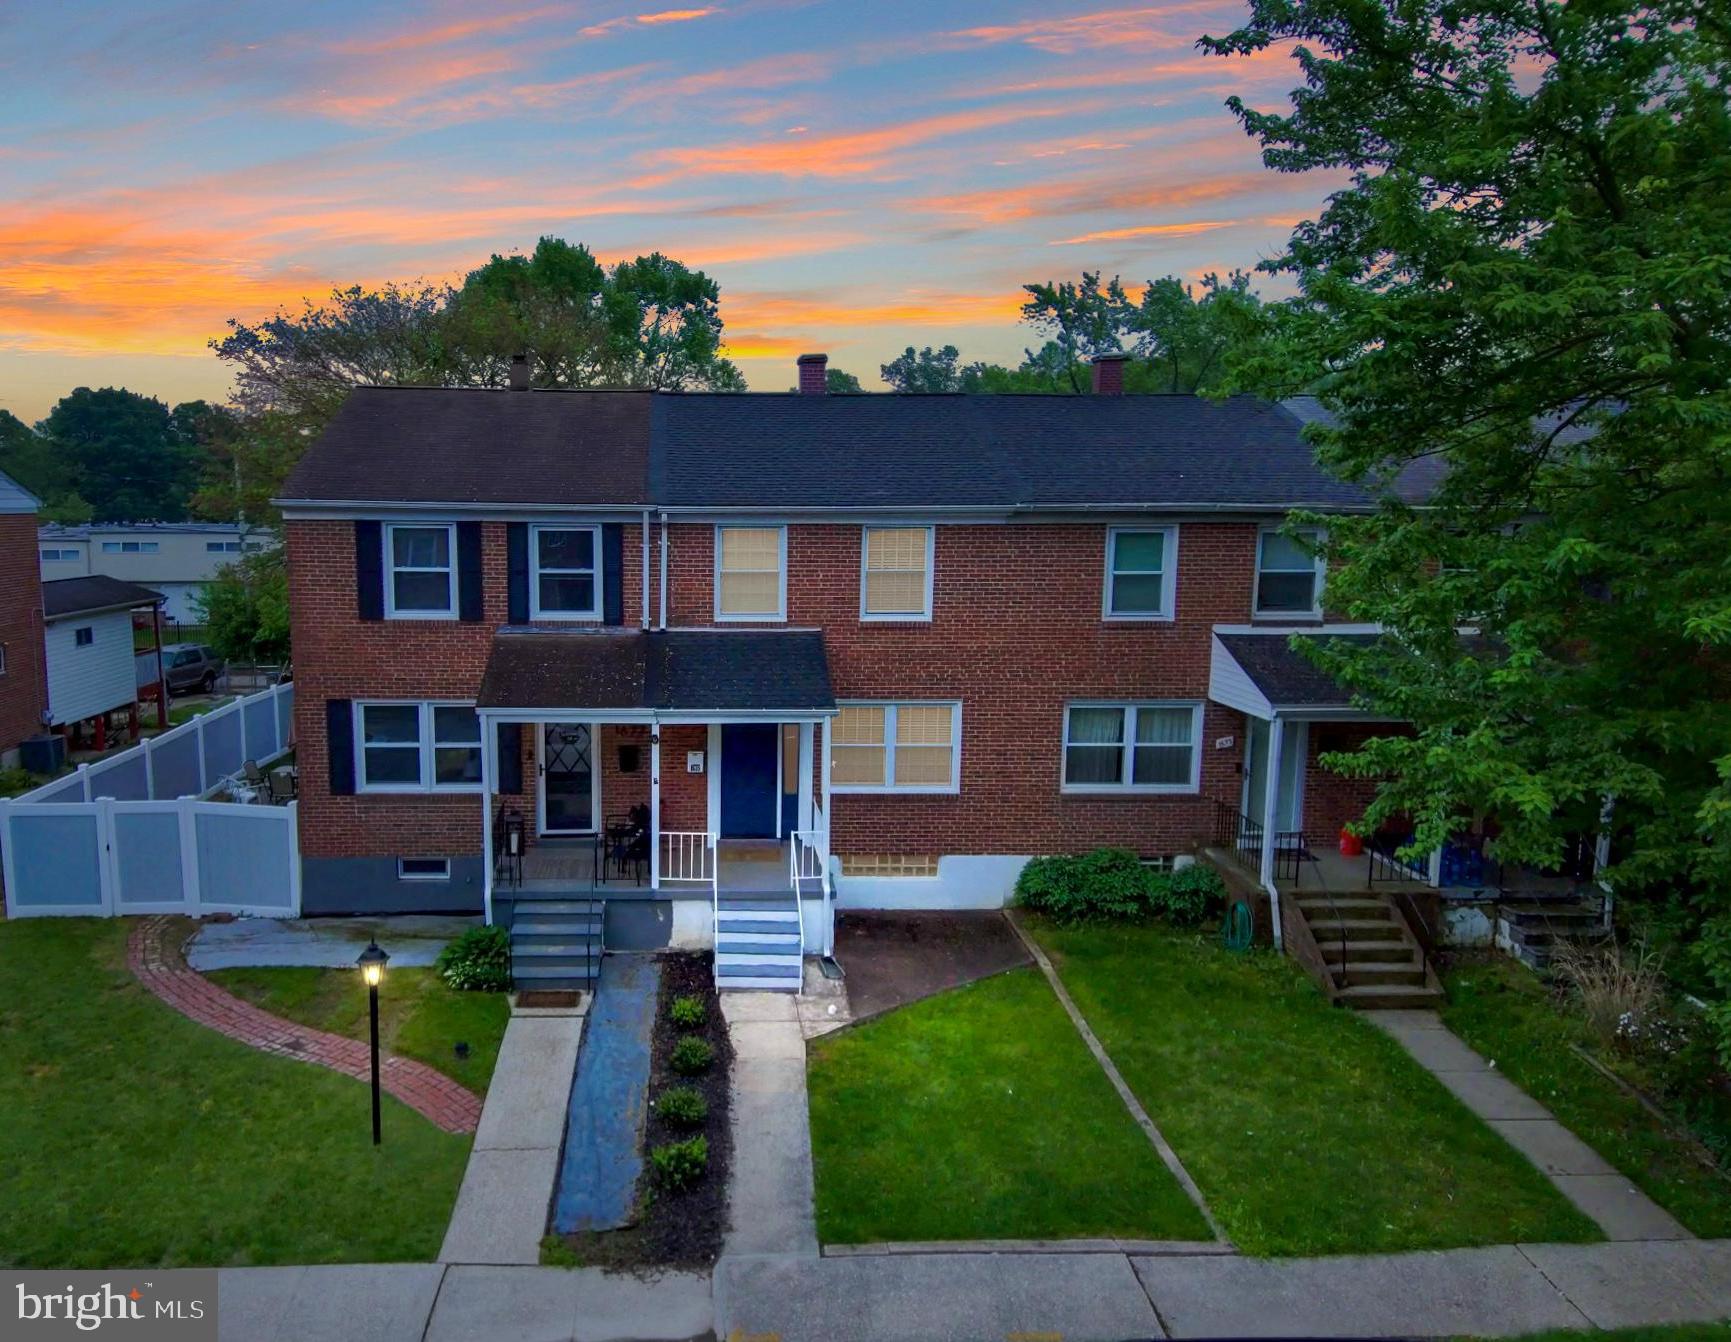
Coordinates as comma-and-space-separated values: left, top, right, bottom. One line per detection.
652, 394, 1382, 510
476, 629, 834, 712
1215, 631, 1378, 708
281, 387, 651, 507
43, 575, 163, 619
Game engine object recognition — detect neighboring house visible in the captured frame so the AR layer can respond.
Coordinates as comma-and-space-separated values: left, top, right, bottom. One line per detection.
39, 522, 275, 625
0, 470, 48, 767
42, 576, 164, 746
279, 353, 1456, 992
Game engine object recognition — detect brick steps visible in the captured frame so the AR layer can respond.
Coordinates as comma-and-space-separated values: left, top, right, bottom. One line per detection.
1295, 893, 1443, 1011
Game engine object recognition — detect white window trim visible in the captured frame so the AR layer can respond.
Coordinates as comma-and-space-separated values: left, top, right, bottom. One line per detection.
397, 857, 452, 881
528, 523, 603, 622
1253, 524, 1326, 620
355, 700, 483, 794
1060, 701, 1203, 795
830, 700, 962, 795
1102, 525, 1179, 622
383, 522, 458, 621
859, 525, 935, 622
713, 524, 788, 623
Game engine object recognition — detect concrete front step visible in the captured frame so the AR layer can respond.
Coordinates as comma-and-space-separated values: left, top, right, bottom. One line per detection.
505, 899, 602, 916
1328, 962, 1429, 987
1335, 982, 1445, 1010
1308, 920, 1406, 943
717, 919, 799, 941
511, 940, 600, 958
717, 897, 801, 913
1297, 898, 1392, 918
514, 963, 598, 987
512, 918, 602, 938
716, 940, 803, 958
1323, 939, 1419, 966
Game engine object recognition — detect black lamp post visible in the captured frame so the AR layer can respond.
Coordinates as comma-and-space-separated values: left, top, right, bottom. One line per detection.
356, 940, 390, 1145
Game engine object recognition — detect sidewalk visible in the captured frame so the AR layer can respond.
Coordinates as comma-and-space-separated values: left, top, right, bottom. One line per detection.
722, 990, 819, 1258
1368, 1010, 1691, 1241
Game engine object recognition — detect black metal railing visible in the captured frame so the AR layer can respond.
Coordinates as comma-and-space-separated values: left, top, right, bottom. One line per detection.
1367, 836, 1427, 886
1211, 799, 1265, 875
1273, 830, 1306, 885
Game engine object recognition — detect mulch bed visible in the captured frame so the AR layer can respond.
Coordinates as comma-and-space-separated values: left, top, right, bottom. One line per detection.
551, 952, 734, 1270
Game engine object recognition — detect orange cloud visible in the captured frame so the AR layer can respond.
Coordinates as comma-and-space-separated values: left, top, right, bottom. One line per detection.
334, 6, 571, 56
645, 102, 1091, 180
636, 8, 717, 23
1049, 220, 1237, 245
911, 163, 1268, 226
724, 289, 1025, 331
946, 4, 1220, 54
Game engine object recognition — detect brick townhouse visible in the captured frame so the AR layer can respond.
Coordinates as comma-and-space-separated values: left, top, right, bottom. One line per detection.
280, 353, 1427, 990
0, 469, 48, 766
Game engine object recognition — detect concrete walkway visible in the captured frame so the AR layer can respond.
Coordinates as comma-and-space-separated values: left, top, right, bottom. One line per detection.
552, 956, 659, 1233
1369, 1010, 1692, 1241
439, 1010, 585, 1265
187, 914, 478, 970
722, 991, 819, 1258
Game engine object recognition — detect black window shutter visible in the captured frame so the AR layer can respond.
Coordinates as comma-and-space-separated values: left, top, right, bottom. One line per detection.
496, 722, 523, 794
507, 523, 529, 624
326, 699, 355, 795
603, 523, 624, 626
457, 522, 484, 622
355, 522, 384, 620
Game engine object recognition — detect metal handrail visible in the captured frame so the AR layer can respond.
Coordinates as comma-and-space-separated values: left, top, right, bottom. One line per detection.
1367, 837, 1427, 886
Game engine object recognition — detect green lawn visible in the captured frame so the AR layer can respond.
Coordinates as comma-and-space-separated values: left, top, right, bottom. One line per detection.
1442, 957, 1731, 1237
166, 695, 234, 727
207, 964, 508, 1096
1490, 1327, 1731, 1342
0, 919, 472, 1267
807, 967, 1213, 1245
1028, 917, 1601, 1256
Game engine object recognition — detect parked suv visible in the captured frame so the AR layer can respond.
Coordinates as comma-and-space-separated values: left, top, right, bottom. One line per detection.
161, 643, 226, 696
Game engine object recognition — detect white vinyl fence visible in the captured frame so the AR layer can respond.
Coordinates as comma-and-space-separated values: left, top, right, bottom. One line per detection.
1, 682, 300, 919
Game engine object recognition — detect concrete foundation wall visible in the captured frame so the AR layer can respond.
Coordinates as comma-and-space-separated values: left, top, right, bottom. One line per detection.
301, 855, 484, 915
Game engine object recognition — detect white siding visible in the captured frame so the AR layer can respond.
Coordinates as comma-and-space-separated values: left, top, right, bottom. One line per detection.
45, 611, 138, 725
153, 582, 208, 624
1208, 634, 1273, 720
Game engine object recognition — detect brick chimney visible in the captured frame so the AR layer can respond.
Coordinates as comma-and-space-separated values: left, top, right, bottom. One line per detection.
797, 352, 828, 395
509, 352, 531, 391
1091, 352, 1129, 396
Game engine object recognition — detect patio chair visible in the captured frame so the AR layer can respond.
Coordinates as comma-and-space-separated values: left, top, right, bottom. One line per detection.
241, 759, 265, 786
493, 804, 525, 888
266, 770, 296, 805
604, 809, 649, 884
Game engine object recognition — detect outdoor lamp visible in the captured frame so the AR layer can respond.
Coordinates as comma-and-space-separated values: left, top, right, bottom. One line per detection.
356, 941, 390, 1145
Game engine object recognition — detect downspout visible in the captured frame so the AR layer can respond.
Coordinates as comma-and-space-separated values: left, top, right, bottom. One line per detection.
657, 510, 669, 631
639, 508, 651, 629
1258, 713, 1286, 953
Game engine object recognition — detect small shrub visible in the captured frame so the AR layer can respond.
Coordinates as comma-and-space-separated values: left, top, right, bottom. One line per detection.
1552, 939, 1666, 1046
669, 1034, 714, 1075
435, 925, 512, 992
0, 767, 40, 798
650, 1135, 709, 1190
1015, 847, 1157, 924
668, 994, 706, 1028
656, 1085, 708, 1129
1149, 863, 1227, 926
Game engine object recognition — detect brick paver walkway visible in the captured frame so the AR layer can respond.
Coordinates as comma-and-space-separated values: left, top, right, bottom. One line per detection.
128, 916, 482, 1134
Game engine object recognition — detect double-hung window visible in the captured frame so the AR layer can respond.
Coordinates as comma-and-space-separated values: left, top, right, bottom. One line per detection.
1104, 526, 1177, 619
357, 702, 482, 792
715, 526, 785, 621
102, 541, 158, 554
1254, 528, 1324, 617
384, 523, 456, 618
831, 702, 961, 793
861, 527, 933, 620
206, 540, 242, 553
530, 525, 600, 620
1062, 702, 1200, 793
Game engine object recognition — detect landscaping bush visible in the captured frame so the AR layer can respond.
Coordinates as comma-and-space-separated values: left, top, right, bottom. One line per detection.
669, 1034, 714, 1075
649, 1135, 709, 1191
1552, 939, 1668, 1045
1149, 864, 1227, 926
1015, 848, 1156, 924
655, 1085, 708, 1130
668, 994, 706, 1029
435, 925, 512, 992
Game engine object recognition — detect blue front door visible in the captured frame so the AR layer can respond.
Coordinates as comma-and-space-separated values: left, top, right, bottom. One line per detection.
720, 724, 779, 838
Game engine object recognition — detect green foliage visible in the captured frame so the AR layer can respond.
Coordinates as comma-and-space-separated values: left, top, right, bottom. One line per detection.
0, 768, 41, 798
1149, 864, 1227, 926
33, 388, 215, 523
1203, 0, 1731, 1061
1015, 848, 1159, 924
667, 994, 705, 1029
648, 1135, 708, 1191
435, 926, 511, 993
668, 1034, 714, 1076
654, 1085, 708, 1130
194, 548, 289, 662
879, 344, 990, 393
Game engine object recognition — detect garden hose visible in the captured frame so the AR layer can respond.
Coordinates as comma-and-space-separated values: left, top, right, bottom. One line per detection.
1221, 898, 1254, 953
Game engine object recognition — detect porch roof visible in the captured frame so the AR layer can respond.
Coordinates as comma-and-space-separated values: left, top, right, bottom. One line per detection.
1209, 628, 1386, 721
475, 628, 835, 716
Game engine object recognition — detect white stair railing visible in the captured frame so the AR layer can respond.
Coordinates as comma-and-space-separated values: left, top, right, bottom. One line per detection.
660, 830, 716, 884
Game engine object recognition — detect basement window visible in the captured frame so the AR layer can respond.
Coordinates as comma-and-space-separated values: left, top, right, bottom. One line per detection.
398, 858, 451, 881
840, 854, 939, 878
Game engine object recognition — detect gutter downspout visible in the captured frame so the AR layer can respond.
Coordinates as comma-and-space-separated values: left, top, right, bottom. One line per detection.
640, 508, 651, 629
657, 511, 669, 631
1258, 713, 1286, 953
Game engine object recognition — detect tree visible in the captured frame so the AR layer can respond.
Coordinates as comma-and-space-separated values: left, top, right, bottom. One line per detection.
1127, 271, 1267, 394
879, 345, 991, 393
1020, 272, 1129, 391
1203, 0, 1731, 1046
0, 409, 90, 522
39, 387, 205, 521
194, 549, 290, 663
786, 367, 864, 393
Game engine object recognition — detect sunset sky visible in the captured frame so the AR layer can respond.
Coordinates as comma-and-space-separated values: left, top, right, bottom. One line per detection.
0, 0, 1334, 422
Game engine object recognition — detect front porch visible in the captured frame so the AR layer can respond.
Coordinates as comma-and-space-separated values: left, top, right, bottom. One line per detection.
512, 836, 798, 894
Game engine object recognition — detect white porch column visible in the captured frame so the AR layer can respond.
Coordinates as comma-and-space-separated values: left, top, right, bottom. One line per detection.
480, 716, 495, 926
649, 718, 661, 890
797, 722, 815, 831
1258, 714, 1285, 952
818, 715, 830, 822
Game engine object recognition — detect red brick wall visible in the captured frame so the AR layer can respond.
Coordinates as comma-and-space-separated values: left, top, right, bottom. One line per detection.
1302, 721, 1398, 846
292, 513, 1291, 865
0, 513, 46, 756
